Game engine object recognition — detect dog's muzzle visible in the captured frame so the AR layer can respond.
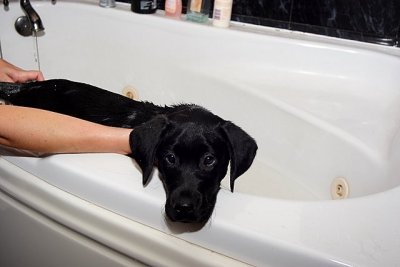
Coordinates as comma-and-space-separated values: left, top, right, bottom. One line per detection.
165, 190, 211, 223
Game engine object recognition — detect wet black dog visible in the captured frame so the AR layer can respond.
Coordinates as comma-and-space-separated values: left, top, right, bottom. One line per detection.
0, 79, 257, 223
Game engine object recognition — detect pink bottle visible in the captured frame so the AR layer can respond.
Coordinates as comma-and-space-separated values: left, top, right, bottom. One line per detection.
165, 0, 182, 18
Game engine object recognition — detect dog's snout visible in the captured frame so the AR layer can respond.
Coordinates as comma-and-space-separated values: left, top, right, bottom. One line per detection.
173, 190, 200, 215
175, 200, 195, 215
166, 189, 205, 223
170, 198, 198, 223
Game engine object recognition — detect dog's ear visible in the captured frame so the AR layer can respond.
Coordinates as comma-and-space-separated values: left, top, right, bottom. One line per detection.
221, 121, 258, 192
129, 116, 169, 186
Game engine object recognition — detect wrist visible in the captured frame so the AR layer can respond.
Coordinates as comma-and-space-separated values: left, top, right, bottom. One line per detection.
106, 127, 132, 155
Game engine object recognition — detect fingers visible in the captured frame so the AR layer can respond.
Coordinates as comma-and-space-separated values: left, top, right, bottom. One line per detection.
35, 71, 45, 81
22, 70, 45, 82
9, 69, 45, 83
0, 59, 44, 83
0, 73, 14, 82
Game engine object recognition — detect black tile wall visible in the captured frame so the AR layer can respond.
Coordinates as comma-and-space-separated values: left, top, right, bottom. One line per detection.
121, 0, 400, 46
288, 0, 400, 45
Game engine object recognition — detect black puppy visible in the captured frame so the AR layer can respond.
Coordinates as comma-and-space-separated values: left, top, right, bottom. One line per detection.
0, 79, 257, 223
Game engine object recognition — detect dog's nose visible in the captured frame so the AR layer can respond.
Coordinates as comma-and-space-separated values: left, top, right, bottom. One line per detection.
166, 190, 204, 222
175, 201, 195, 215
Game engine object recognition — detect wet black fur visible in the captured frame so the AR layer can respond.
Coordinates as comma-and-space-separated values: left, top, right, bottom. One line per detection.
0, 79, 257, 223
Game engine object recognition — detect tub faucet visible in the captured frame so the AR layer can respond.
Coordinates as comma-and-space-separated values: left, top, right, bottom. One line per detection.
20, 0, 45, 32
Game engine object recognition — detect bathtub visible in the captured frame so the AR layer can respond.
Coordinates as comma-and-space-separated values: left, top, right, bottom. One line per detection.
1, 0, 400, 266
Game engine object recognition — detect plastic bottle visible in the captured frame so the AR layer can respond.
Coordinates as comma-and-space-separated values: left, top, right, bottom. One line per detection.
131, 0, 157, 14
165, 0, 182, 18
212, 0, 233, 28
186, 0, 211, 24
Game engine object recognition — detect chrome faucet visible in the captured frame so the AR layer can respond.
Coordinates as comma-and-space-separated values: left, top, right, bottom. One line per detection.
20, 0, 45, 32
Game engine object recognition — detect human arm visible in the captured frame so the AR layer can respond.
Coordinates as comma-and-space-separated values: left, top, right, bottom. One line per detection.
0, 105, 132, 155
0, 59, 44, 83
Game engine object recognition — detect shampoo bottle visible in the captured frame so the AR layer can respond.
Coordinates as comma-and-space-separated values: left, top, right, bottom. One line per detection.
165, 0, 182, 18
186, 0, 211, 23
212, 0, 233, 28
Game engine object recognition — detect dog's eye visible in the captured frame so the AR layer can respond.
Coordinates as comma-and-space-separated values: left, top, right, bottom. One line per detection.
164, 153, 176, 166
201, 153, 217, 169
204, 155, 216, 166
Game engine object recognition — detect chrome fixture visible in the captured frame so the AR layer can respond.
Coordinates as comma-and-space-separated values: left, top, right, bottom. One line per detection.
15, 16, 33, 36
20, 0, 45, 33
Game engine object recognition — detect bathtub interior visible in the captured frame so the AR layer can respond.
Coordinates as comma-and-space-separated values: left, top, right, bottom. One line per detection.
1, 0, 400, 203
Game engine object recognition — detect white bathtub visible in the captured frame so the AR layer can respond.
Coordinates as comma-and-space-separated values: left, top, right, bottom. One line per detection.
1, 0, 400, 266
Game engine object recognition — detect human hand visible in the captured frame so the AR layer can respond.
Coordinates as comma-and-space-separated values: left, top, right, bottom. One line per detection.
0, 59, 44, 83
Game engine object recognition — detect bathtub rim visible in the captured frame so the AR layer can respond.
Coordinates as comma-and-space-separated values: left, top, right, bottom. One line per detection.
2, 152, 400, 267
0, 157, 353, 267
0, 157, 253, 267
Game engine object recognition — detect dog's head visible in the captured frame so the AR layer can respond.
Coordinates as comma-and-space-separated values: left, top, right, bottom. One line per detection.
130, 106, 257, 223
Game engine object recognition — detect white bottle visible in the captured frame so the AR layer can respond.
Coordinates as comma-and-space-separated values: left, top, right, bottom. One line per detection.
212, 0, 233, 28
